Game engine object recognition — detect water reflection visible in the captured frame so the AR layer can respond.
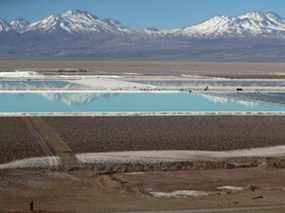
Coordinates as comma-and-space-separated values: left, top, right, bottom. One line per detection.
0, 80, 82, 89
0, 92, 285, 113
202, 93, 285, 108
134, 80, 285, 88
40, 92, 285, 109
201, 94, 259, 108
41, 93, 117, 106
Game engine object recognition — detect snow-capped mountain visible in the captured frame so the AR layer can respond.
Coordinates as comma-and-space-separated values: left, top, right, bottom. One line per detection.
4, 10, 285, 38
10, 19, 30, 32
24, 10, 131, 34
0, 19, 12, 33
1, 10, 285, 60
173, 11, 285, 38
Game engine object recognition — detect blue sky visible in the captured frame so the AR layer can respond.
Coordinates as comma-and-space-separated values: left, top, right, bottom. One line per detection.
1, 0, 285, 28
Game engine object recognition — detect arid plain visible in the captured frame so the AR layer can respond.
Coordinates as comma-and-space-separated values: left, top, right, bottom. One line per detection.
1, 60, 285, 213
1, 60, 285, 78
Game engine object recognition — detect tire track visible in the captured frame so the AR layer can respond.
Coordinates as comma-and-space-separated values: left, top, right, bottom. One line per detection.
23, 117, 80, 171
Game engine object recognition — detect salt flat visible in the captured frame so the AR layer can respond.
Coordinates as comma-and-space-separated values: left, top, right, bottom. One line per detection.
1, 145, 285, 169
3, 70, 285, 92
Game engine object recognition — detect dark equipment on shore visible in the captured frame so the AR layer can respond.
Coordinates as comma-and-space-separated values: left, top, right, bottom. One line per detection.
78, 68, 88, 72
252, 195, 263, 200
30, 201, 34, 211
248, 184, 258, 192
236, 88, 243, 92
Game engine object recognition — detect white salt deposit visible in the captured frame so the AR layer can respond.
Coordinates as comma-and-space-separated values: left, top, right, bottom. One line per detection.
217, 186, 244, 191
0, 156, 59, 169
0, 71, 43, 78
1, 145, 285, 169
150, 190, 209, 198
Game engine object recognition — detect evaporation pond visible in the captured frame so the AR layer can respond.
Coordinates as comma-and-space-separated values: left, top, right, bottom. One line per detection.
0, 92, 285, 113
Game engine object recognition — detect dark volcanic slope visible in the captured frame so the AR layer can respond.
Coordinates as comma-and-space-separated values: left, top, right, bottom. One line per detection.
1, 116, 285, 164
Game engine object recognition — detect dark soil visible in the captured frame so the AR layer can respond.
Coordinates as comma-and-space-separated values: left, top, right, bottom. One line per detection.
1, 116, 285, 164
0, 118, 45, 164
44, 116, 285, 153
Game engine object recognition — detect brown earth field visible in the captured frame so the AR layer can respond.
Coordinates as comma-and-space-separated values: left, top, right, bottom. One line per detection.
1, 60, 285, 78
2, 168, 285, 213
1, 116, 285, 164
2, 116, 285, 212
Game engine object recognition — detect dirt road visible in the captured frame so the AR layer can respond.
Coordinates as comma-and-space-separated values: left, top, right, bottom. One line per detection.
23, 117, 80, 171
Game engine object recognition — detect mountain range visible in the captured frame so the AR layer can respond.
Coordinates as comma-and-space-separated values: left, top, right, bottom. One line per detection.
1, 10, 285, 60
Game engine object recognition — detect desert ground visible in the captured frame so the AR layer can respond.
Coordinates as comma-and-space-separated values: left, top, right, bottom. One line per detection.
1, 116, 285, 164
1, 60, 285, 78
2, 167, 285, 213
1, 116, 285, 212
1, 61, 285, 212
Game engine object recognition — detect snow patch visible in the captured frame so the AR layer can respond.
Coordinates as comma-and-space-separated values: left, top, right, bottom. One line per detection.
10, 19, 30, 32
0, 19, 11, 32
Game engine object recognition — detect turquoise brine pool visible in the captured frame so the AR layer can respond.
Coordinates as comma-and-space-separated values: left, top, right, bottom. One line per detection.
0, 92, 285, 113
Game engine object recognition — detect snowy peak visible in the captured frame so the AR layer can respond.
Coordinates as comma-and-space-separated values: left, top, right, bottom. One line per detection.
25, 10, 131, 34
103, 18, 130, 33
62, 9, 98, 19
10, 18, 30, 32
239, 11, 269, 20
0, 19, 11, 33
1, 10, 285, 40
181, 15, 234, 36
26, 14, 69, 33
177, 11, 285, 38
239, 11, 281, 21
